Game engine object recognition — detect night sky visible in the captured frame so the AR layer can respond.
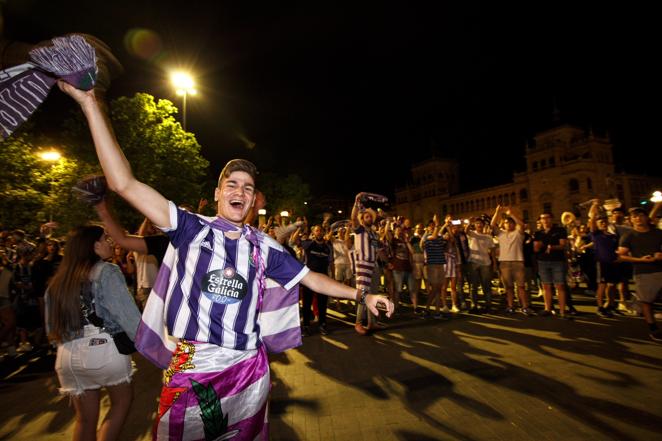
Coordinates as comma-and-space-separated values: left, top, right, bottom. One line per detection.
2, 1, 659, 201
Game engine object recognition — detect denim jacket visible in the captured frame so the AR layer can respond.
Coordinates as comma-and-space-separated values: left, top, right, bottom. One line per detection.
90, 261, 141, 340
46, 261, 141, 343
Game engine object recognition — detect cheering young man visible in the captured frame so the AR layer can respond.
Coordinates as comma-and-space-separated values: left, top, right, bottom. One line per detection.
58, 80, 393, 441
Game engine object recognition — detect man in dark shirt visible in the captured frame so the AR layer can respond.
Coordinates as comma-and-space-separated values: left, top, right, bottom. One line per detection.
300, 225, 333, 335
618, 206, 662, 341
533, 213, 571, 318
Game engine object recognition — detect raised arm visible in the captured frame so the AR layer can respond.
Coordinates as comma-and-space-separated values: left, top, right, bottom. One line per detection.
94, 200, 148, 254
506, 207, 525, 232
490, 205, 502, 231
351, 193, 365, 229
57, 81, 170, 228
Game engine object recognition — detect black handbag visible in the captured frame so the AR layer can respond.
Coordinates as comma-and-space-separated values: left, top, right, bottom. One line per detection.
112, 331, 136, 355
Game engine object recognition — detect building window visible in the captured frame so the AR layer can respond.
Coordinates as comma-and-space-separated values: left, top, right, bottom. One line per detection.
523, 210, 529, 221
587, 177, 593, 191
549, 157, 555, 167
541, 159, 547, 168
569, 179, 579, 193
543, 202, 552, 215
533, 161, 538, 171
511, 192, 516, 205
519, 189, 528, 202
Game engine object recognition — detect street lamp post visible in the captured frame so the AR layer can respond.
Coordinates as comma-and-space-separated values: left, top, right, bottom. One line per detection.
171, 72, 197, 131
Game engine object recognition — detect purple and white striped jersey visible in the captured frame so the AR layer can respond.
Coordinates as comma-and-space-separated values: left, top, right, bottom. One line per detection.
353, 225, 379, 263
160, 202, 309, 351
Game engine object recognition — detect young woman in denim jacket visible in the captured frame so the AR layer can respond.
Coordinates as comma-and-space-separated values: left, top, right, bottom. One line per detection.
46, 225, 141, 441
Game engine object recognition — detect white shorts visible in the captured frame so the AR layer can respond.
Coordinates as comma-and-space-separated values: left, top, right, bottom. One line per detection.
334, 263, 352, 282
55, 325, 133, 396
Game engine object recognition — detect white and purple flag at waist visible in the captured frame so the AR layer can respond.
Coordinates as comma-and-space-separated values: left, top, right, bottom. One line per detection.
1, 35, 97, 140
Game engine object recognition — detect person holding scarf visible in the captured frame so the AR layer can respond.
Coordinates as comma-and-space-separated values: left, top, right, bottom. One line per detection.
57, 80, 393, 441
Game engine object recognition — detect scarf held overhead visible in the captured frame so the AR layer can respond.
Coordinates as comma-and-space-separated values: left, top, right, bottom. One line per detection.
0, 34, 97, 139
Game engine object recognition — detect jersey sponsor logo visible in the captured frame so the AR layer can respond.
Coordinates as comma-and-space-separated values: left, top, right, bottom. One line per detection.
201, 267, 248, 304
200, 240, 213, 250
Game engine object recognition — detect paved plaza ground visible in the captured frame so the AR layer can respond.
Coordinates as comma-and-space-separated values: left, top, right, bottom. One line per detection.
1, 292, 661, 440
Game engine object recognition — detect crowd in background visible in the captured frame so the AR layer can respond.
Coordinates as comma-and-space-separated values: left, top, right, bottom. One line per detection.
1, 197, 661, 361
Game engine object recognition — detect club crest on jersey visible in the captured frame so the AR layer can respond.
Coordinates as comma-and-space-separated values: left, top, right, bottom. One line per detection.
201, 267, 248, 304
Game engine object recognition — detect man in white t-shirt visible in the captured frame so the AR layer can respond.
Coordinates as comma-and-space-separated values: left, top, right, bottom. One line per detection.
491, 205, 533, 315
466, 217, 496, 312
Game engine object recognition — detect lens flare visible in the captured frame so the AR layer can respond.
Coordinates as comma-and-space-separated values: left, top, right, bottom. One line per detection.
124, 28, 163, 61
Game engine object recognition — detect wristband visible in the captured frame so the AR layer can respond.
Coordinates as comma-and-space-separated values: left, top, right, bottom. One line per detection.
356, 288, 367, 305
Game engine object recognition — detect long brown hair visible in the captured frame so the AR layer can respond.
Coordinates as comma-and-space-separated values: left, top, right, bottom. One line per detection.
47, 225, 104, 342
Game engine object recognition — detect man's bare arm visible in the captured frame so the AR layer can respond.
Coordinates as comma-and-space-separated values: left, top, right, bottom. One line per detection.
95, 200, 148, 254
58, 81, 170, 228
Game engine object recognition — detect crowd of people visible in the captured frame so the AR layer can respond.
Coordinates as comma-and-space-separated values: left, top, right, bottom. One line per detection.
0, 87, 659, 440
254, 198, 662, 340
1, 186, 661, 439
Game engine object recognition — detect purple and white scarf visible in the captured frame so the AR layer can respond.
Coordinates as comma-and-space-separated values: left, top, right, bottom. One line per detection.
0, 35, 97, 139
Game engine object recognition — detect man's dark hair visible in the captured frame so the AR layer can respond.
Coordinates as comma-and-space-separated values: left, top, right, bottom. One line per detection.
217, 159, 258, 187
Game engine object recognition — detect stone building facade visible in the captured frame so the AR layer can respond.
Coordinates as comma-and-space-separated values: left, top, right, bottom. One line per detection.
394, 124, 662, 225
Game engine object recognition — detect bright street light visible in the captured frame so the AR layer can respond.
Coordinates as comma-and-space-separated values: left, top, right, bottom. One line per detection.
258, 209, 267, 216
651, 191, 662, 203
39, 150, 61, 161
170, 71, 197, 131
280, 211, 289, 217
38, 150, 64, 221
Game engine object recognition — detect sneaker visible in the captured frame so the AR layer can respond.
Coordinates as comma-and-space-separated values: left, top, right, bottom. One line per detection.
649, 330, 662, 342
568, 306, 578, 316
520, 307, 535, 316
597, 307, 613, 318
354, 323, 368, 335
505, 307, 515, 314
450, 305, 461, 314
617, 303, 634, 314
539, 309, 553, 317
440, 306, 450, 314
16, 342, 33, 353
319, 324, 329, 335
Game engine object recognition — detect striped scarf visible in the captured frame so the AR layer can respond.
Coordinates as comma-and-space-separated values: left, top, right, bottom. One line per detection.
0, 35, 97, 139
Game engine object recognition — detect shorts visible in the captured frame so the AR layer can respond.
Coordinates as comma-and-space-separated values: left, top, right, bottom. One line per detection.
412, 253, 425, 279
427, 264, 445, 286
597, 262, 621, 284
499, 261, 526, 289
633, 272, 662, 303
537, 260, 567, 286
620, 262, 633, 283
444, 252, 458, 279
55, 325, 133, 396
334, 263, 352, 282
